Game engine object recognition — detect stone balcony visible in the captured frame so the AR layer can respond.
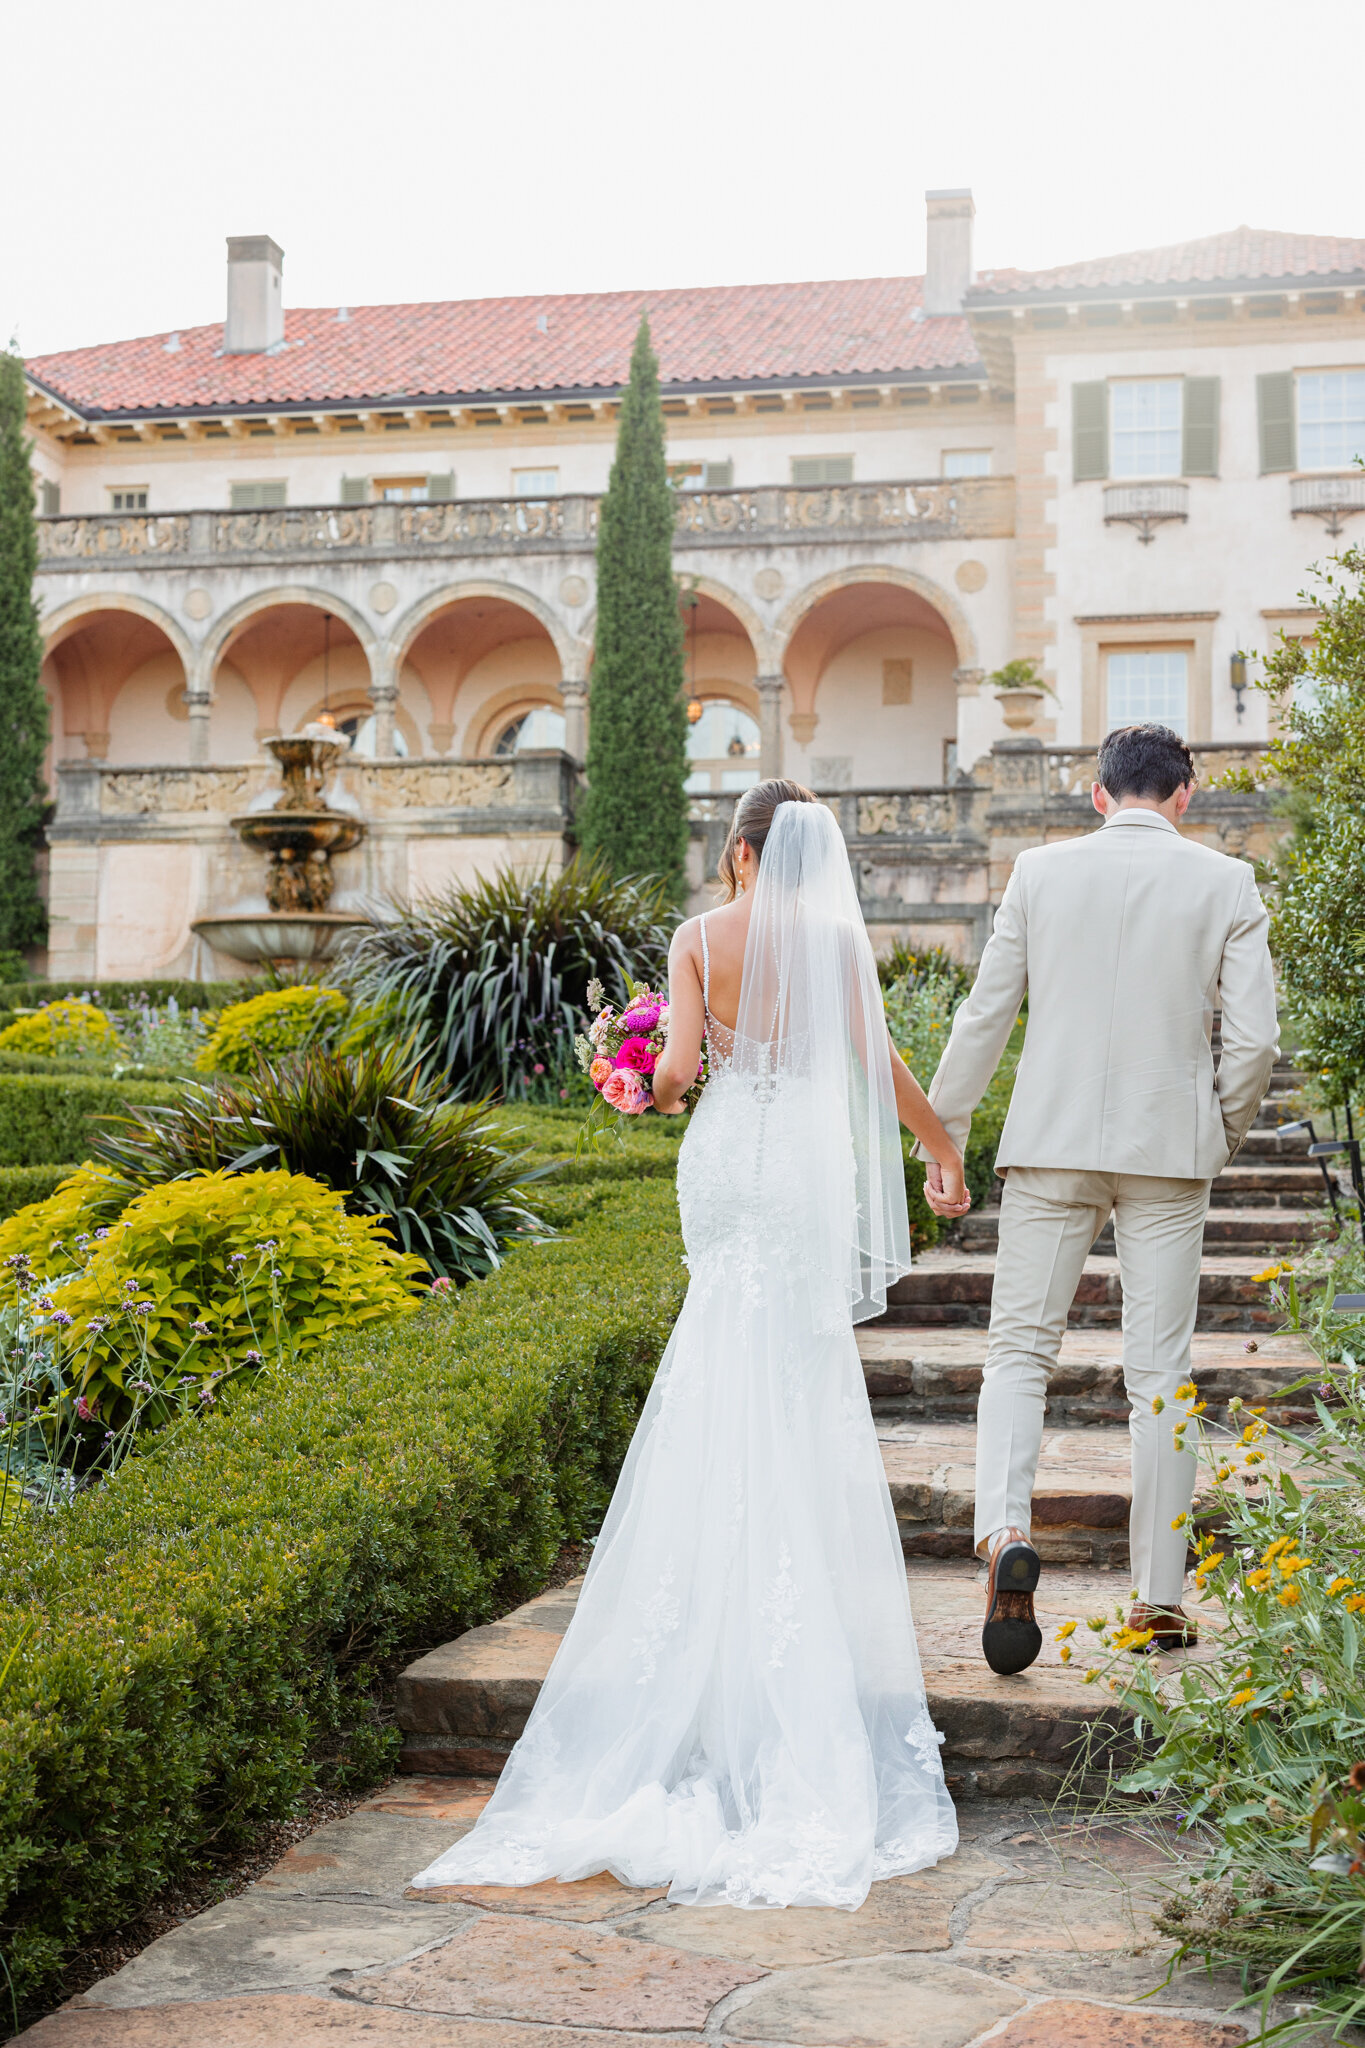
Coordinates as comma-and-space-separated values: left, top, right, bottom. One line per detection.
34, 477, 1015, 575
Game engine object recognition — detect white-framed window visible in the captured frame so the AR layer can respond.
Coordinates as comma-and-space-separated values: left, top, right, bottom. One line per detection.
229, 481, 286, 509
942, 449, 990, 478
494, 706, 567, 755
513, 468, 559, 497
791, 455, 853, 486
109, 487, 149, 511
1296, 370, 1365, 471
670, 460, 735, 490
683, 699, 761, 794
1106, 649, 1189, 727
375, 476, 429, 501
1110, 380, 1183, 478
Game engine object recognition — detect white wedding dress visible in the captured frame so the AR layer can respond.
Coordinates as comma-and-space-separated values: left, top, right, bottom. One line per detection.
413, 803, 957, 1909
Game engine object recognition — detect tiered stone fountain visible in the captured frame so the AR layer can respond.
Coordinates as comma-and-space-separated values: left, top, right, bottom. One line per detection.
192, 727, 369, 965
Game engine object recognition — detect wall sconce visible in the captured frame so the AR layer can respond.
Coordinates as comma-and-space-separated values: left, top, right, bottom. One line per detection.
1230, 650, 1248, 724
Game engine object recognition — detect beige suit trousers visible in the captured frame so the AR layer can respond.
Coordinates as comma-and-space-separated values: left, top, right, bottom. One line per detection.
975, 1166, 1210, 1606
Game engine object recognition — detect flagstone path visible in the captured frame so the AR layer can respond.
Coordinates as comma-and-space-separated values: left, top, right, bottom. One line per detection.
20, 1784, 1327, 2047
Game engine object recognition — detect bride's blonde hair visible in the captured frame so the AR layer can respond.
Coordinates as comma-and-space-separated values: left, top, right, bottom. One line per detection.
717, 778, 819, 902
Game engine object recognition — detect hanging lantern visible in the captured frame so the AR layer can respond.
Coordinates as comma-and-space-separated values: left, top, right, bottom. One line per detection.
686, 696, 704, 725
317, 614, 337, 726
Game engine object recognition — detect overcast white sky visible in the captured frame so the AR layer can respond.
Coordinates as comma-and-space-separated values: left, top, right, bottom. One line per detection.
7, 0, 1365, 360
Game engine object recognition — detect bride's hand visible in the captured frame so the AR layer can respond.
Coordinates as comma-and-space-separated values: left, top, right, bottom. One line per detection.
925, 1156, 971, 1217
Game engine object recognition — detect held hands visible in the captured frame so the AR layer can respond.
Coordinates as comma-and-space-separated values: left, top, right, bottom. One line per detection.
924, 1155, 971, 1219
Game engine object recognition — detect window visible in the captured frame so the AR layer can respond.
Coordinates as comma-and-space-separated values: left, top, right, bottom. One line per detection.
494, 707, 567, 755
376, 477, 429, 502
39, 482, 60, 515
670, 460, 734, 490
512, 468, 559, 497
1296, 371, 1365, 471
791, 455, 853, 486
337, 711, 409, 759
109, 487, 148, 512
339, 473, 455, 504
229, 481, 286, 509
683, 700, 761, 793
942, 450, 990, 478
1106, 649, 1188, 727
1110, 381, 1183, 478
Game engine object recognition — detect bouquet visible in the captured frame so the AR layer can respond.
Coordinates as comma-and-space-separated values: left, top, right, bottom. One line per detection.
575, 979, 706, 1119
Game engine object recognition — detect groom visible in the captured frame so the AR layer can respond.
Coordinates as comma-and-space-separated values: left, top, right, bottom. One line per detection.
922, 724, 1279, 1673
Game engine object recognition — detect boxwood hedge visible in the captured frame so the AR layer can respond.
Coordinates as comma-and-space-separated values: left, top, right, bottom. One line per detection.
0, 1174, 685, 2010
0, 1075, 183, 1167
0, 1163, 77, 1221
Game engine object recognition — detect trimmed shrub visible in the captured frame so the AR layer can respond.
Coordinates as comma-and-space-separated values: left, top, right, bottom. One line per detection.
342, 859, 671, 1100
0, 1075, 181, 1167
34, 1170, 425, 1431
0, 1175, 684, 2011
0, 1163, 77, 1222
0, 979, 253, 1013
93, 1043, 545, 1285
0, 1162, 122, 1272
0, 999, 118, 1060
196, 985, 347, 1075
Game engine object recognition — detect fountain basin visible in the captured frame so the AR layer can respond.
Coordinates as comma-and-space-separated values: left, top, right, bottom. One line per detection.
231, 811, 366, 858
191, 911, 368, 965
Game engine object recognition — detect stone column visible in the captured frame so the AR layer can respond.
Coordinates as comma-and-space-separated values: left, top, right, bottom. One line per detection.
560, 679, 588, 765
757, 673, 785, 780
185, 644, 213, 766
369, 648, 398, 758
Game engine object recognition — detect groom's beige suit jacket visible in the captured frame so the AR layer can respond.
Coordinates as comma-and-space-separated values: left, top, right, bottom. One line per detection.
923, 809, 1279, 1180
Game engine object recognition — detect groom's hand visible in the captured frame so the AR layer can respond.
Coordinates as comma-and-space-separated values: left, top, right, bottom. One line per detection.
925, 1159, 971, 1218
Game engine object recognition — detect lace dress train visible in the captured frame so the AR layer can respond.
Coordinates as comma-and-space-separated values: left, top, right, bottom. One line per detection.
413, 936, 957, 1909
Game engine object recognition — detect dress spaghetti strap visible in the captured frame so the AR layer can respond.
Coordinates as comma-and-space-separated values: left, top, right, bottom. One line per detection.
699, 913, 711, 1015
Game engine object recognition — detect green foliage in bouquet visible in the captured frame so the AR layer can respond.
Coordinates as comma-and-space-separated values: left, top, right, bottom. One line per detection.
91, 1038, 546, 1284
0, 999, 118, 1060
196, 984, 347, 1074
342, 858, 671, 1100
575, 316, 690, 896
33, 1168, 423, 1432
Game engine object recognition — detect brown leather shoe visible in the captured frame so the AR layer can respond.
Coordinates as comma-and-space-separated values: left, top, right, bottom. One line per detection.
1127, 1603, 1198, 1652
982, 1535, 1042, 1675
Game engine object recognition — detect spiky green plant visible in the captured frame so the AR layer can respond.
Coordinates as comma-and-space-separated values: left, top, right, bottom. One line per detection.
88, 1040, 547, 1283
340, 858, 672, 1099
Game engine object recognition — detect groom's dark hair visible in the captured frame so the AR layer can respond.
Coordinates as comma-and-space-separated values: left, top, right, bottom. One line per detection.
1097, 724, 1196, 802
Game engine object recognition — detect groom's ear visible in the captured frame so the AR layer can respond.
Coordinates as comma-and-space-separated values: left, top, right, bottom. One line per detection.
1090, 781, 1109, 818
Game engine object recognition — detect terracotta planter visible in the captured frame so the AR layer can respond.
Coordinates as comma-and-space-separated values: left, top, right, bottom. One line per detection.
996, 685, 1047, 732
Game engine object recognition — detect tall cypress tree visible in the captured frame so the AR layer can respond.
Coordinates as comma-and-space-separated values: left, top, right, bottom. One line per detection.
0, 353, 50, 953
577, 315, 689, 895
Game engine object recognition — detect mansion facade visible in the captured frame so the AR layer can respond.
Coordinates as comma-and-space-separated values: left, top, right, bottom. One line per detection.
23, 195, 1365, 978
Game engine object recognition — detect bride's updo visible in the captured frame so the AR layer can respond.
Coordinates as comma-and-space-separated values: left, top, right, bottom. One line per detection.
717, 778, 818, 901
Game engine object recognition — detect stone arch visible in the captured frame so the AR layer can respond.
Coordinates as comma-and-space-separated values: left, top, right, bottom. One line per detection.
577, 570, 773, 670
774, 564, 978, 675
203, 585, 380, 684
202, 587, 379, 748
40, 593, 194, 762
389, 578, 576, 681
467, 683, 567, 760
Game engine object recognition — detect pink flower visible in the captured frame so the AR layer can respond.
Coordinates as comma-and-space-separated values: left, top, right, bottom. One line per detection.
602, 1067, 649, 1114
589, 1055, 613, 1090
75, 1395, 96, 1422
621, 1001, 661, 1033
430, 1277, 452, 1295
615, 1035, 656, 1075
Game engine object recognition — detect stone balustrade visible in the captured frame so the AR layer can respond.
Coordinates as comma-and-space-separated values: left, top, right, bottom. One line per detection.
35, 477, 1014, 573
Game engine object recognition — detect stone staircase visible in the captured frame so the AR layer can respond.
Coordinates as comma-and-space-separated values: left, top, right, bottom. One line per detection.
394, 1056, 1328, 1804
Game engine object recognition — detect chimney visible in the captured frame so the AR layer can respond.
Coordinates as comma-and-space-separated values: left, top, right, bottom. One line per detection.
923, 190, 974, 315
224, 235, 285, 354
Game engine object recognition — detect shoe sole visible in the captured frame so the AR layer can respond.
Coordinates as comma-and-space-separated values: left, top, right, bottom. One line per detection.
983, 1540, 1042, 1676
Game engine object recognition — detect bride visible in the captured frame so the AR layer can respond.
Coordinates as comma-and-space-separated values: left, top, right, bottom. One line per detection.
413, 781, 972, 1910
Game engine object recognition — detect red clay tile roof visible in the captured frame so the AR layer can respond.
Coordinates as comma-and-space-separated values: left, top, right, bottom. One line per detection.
24, 277, 981, 418
969, 228, 1365, 303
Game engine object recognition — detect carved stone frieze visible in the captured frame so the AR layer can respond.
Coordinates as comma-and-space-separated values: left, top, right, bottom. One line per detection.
100, 767, 260, 816
349, 762, 515, 812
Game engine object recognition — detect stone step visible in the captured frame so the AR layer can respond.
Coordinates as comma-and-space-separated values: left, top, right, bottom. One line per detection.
876, 1417, 1300, 1566
857, 1324, 1319, 1426
957, 1206, 1318, 1256
1237, 1125, 1312, 1158
395, 1560, 1218, 1802
880, 1251, 1288, 1331
1208, 1162, 1328, 1206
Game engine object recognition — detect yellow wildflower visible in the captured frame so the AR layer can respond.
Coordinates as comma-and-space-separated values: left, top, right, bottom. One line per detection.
1242, 1420, 1268, 1444
1216, 1465, 1233, 1482
1195, 1551, 1225, 1581
1082, 1669, 1099, 1685
1328, 1576, 1355, 1597
1230, 1687, 1256, 1707
1059, 1643, 1072, 1664
1244, 1451, 1266, 1466
1171, 1513, 1188, 1531
1250, 1406, 1268, 1416
1262, 1537, 1291, 1564
1246, 1568, 1273, 1590
1346, 1593, 1365, 1613
1175, 1381, 1198, 1402
1190, 1400, 1207, 1415
1086, 1615, 1107, 1633
1151, 1395, 1165, 1414
1113, 1626, 1155, 1653
1277, 1555, 1310, 1576
1251, 1264, 1284, 1283
1055, 1621, 1077, 1641
1277, 1585, 1302, 1607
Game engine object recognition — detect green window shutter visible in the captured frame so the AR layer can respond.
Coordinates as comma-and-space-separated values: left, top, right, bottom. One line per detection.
1072, 381, 1108, 480
229, 481, 286, 509
39, 482, 60, 515
426, 472, 455, 501
339, 476, 368, 504
1257, 372, 1296, 472
792, 455, 853, 485
259, 480, 286, 507
1182, 377, 1220, 475
703, 459, 733, 488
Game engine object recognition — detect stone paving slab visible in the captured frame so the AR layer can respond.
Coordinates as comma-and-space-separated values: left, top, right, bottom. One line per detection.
26, 1800, 1297, 2048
